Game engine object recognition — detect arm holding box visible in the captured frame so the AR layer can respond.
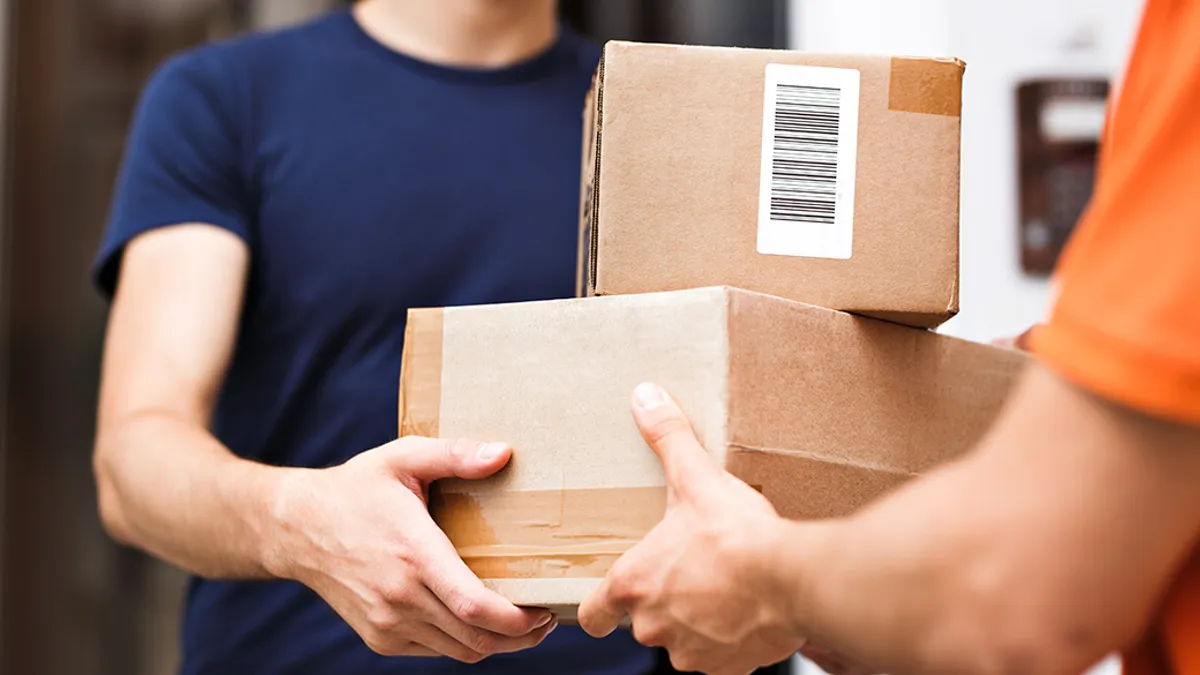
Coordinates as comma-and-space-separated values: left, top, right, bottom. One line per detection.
580, 372, 1200, 675
94, 225, 554, 663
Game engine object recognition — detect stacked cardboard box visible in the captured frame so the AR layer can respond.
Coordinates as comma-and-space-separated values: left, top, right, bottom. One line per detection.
399, 41, 1028, 616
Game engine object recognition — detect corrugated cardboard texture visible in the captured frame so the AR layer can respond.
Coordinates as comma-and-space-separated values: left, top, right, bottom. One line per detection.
398, 308, 443, 437
724, 289, 1025, 519
399, 287, 1026, 610
575, 73, 600, 298
584, 41, 964, 328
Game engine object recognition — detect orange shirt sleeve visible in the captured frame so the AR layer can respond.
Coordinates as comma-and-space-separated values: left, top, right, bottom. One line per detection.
1031, 0, 1200, 425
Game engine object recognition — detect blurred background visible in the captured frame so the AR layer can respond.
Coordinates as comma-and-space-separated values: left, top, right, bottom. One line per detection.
0, 0, 1142, 673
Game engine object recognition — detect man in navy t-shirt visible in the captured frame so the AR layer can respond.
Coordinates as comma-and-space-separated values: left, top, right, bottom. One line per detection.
90, 1, 655, 673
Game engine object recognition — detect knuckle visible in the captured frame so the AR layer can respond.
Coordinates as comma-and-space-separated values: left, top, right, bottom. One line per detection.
607, 565, 642, 605
378, 577, 418, 609
668, 650, 700, 672
456, 649, 486, 664
645, 416, 690, 445
392, 544, 420, 568
364, 635, 408, 657
451, 594, 487, 623
632, 620, 668, 647
446, 437, 476, 462
365, 605, 403, 635
466, 629, 499, 655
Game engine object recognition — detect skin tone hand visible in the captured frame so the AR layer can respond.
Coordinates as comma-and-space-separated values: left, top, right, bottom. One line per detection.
96, 227, 553, 664
991, 324, 1040, 351
267, 436, 558, 662
579, 383, 861, 675
584, 366, 1200, 675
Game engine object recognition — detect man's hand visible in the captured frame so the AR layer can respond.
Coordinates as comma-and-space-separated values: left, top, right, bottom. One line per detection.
267, 435, 556, 663
578, 383, 806, 675
991, 324, 1041, 351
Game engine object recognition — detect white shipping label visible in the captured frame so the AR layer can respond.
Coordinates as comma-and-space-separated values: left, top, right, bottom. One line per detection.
756, 64, 861, 259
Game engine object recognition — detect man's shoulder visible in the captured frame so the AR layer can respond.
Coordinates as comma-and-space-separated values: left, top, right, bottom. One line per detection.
150, 10, 348, 96
135, 9, 356, 132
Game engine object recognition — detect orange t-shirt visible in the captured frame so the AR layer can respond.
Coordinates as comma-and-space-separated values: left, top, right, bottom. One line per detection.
1030, 1, 1200, 673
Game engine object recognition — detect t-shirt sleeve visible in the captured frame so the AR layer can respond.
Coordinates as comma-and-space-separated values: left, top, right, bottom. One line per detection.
92, 51, 252, 299
1031, 21, 1200, 424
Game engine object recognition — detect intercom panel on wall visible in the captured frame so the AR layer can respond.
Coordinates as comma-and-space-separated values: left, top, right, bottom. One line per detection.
1016, 78, 1109, 276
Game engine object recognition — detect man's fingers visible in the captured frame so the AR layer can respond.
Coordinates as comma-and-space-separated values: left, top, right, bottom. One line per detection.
631, 382, 720, 496
417, 523, 552, 637
386, 437, 513, 483
992, 324, 1041, 352
578, 574, 627, 638
409, 623, 487, 663
415, 585, 557, 659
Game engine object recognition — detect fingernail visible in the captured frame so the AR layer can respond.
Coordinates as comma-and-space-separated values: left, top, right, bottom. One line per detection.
534, 612, 554, 628
633, 382, 667, 411
476, 442, 508, 462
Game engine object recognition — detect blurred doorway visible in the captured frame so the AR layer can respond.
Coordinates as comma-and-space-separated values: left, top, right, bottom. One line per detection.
0, 2, 333, 674
560, 0, 787, 48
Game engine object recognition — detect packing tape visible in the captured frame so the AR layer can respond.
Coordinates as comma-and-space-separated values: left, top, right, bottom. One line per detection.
888, 57, 964, 117
432, 486, 668, 580
399, 307, 443, 438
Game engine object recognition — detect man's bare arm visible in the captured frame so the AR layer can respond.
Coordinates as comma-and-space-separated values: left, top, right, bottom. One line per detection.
786, 364, 1200, 675
581, 369, 1200, 674
94, 223, 557, 660
94, 224, 283, 578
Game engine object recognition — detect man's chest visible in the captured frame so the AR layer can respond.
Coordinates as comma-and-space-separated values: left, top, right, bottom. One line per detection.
244, 107, 586, 316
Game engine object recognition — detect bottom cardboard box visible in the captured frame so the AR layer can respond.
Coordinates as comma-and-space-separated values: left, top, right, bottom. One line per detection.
399, 287, 1026, 618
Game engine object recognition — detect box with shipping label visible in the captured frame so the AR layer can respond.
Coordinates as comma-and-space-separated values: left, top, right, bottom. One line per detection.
576, 41, 966, 328
398, 287, 1025, 618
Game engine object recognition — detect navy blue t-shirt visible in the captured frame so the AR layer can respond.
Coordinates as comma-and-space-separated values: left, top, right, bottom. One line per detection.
93, 9, 653, 675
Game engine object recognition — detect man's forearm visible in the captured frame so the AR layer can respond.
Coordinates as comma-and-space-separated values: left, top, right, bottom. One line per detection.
775, 462, 1029, 675
95, 411, 297, 579
771, 365, 1200, 675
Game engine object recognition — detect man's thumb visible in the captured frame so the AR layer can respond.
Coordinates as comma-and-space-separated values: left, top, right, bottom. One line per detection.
387, 437, 512, 483
631, 382, 718, 495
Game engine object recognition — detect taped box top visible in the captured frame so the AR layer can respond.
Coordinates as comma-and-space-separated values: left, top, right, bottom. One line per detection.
576, 41, 966, 328
399, 287, 1025, 619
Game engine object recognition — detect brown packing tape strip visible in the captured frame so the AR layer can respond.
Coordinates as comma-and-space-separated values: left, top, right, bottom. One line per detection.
888, 57, 964, 117
432, 486, 668, 580
398, 308, 443, 438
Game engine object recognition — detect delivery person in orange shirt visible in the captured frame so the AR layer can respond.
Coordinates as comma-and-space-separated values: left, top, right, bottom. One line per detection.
577, 0, 1200, 673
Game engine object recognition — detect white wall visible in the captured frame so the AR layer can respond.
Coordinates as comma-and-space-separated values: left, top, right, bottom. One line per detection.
792, 0, 1142, 344
788, 1, 1145, 673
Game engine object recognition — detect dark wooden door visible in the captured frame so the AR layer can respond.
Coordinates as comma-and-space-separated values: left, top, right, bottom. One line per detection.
0, 2, 246, 674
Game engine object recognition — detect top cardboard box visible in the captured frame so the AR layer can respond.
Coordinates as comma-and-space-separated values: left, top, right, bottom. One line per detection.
577, 41, 966, 328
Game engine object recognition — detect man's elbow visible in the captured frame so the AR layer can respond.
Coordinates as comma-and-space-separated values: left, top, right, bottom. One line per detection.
954, 633, 1110, 675
925, 581, 1129, 675
93, 446, 135, 546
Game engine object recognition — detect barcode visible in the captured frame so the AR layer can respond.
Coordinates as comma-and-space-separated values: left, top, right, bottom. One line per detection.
769, 84, 842, 225
757, 64, 858, 259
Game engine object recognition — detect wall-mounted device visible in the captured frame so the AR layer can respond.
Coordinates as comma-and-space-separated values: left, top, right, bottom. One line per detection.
1016, 78, 1109, 275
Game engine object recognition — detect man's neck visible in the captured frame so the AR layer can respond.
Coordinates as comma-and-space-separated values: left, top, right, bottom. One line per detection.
353, 0, 559, 69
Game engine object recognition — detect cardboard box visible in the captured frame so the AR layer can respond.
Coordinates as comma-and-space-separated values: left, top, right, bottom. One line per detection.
399, 287, 1025, 618
577, 41, 966, 328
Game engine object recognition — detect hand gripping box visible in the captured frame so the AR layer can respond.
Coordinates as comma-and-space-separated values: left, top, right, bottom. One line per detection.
399, 288, 1025, 618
